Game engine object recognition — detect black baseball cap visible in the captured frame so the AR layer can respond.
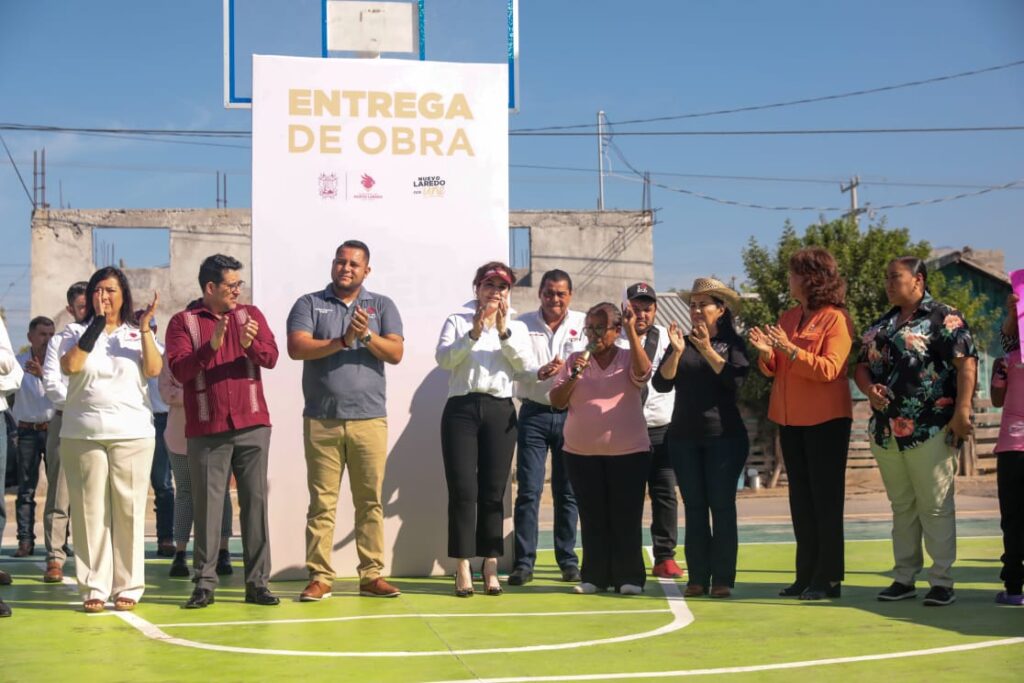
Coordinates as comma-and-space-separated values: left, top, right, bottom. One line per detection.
626, 282, 657, 302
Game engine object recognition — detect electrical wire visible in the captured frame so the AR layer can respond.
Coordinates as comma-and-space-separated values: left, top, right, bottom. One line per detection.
511, 126, 1024, 137
511, 59, 1024, 132
0, 132, 34, 206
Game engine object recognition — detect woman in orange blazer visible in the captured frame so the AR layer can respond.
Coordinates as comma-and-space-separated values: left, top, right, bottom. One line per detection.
749, 247, 854, 601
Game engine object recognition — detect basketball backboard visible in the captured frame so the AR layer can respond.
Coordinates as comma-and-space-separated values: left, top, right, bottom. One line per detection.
223, 0, 520, 112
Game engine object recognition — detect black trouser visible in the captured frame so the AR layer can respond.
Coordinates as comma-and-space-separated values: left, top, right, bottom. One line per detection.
15, 426, 47, 542
564, 451, 650, 590
997, 450, 1024, 594
779, 418, 852, 589
188, 426, 272, 591
440, 393, 517, 558
647, 426, 678, 562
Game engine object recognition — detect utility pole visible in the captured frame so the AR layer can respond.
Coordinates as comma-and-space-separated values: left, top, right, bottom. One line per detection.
223, 173, 228, 208
840, 175, 865, 226
216, 171, 222, 208
596, 110, 605, 211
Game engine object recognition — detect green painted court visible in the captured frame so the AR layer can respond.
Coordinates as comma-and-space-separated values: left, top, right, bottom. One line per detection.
3, 531, 1022, 682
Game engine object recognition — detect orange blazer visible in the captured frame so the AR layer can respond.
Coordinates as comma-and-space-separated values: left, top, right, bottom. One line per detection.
758, 305, 854, 426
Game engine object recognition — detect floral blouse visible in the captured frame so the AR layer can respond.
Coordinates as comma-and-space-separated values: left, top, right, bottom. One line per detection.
857, 294, 977, 451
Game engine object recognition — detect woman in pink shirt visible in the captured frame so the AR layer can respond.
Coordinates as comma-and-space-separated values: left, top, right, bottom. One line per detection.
992, 293, 1024, 606
550, 302, 652, 595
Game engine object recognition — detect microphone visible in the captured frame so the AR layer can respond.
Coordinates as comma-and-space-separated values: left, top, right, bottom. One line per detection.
570, 344, 595, 379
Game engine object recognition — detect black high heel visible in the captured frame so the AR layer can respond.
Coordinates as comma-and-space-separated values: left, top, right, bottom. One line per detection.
799, 583, 841, 601
779, 583, 807, 597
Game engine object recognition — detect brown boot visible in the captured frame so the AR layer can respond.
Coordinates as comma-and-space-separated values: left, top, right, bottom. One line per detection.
43, 562, 64, 583
13, 541, 34, 558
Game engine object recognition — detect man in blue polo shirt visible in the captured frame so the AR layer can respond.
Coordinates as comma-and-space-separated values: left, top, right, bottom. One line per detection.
286, 240, 404, 600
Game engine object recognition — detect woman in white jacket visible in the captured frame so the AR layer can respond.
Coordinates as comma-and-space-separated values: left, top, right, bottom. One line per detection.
435, 261, 533, 597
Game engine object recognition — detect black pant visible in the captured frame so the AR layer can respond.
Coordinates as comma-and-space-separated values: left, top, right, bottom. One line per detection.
440, 394, 517, 558
564, 451, 650, 590
16, 426, 47, 542
647, 426, 678, 562
779, 418, 852, 589
670, 434, 749, 588
997, 450, 1024, 593
188, 426, 272, 591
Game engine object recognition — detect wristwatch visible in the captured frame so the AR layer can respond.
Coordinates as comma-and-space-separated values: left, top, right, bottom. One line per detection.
360, 331, 372, 344
498, 329, 512, 341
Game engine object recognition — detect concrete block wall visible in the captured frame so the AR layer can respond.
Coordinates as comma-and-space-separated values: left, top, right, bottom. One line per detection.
30, 209, 252, 340
508, 210, 654, 314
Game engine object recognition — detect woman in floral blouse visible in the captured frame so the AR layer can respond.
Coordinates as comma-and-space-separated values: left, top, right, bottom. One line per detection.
854, 256, 977, 607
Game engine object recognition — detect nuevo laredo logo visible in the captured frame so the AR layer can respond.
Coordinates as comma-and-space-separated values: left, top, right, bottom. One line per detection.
318, 173, 339, 199
353, 173, 383, 200
412, 175, 447, 198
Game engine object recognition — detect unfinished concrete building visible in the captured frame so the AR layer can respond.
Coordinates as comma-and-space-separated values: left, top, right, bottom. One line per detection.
30, 209, 252, 336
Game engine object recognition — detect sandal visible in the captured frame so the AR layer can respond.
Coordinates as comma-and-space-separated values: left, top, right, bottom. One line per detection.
83, 599, 105, 613
114, 597, 137, 611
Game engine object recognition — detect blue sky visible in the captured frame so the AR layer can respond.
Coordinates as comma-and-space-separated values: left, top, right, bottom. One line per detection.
1, 0, 1023, 340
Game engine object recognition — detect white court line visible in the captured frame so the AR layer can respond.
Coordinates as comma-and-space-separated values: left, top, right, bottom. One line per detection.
423, 637, 1024, 682
156, 608, 672, 629
113, 577, 692, 657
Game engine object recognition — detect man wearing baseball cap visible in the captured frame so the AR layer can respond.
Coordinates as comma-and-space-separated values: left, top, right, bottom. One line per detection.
618, 282, 684, 579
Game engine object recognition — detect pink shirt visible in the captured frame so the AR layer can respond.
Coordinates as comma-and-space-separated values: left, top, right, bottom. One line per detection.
552, 347, 652, 456
158, 360, 187, 455
992, 352, 1024, 453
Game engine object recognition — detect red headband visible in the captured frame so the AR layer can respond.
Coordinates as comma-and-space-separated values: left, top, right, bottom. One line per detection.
480, 268, 512, 285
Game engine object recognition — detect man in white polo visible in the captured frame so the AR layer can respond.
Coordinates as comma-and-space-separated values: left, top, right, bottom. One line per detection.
287, 240, 404, 600
510, 269, 586, 585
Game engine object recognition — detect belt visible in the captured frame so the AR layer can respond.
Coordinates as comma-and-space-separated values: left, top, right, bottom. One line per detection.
522, 399, 567, 414
18, 421, 49, 431
55, 410, 64, 417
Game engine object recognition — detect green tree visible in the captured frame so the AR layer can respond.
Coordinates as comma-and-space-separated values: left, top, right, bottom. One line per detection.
740, 217, 998, 410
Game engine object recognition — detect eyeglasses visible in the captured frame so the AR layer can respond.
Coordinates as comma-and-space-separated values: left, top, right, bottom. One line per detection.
221, 280, 245, 292
584, 325, 610, 336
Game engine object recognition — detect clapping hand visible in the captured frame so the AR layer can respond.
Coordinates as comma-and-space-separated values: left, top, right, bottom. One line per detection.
496, 298, 509, 336
25, 358, 43, 378
241, 318, 259, 349
138, 292, 159, 332
667, 322, 685, 355
211, 314, 229, 351
690, 321, 712, 353
764, 324, 792, 352
538, 356, 565, 380
748, 327, 773, 355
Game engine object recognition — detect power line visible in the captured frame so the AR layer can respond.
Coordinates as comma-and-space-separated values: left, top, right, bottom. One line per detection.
510, 163, 1021, 190
511, 58, 1024, 132
0, 133, 34, 206
511, 125, 1024, 137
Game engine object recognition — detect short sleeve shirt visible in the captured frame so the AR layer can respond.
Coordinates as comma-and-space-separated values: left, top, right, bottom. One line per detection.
286, 285, 403, 420
857, 294, 977, 451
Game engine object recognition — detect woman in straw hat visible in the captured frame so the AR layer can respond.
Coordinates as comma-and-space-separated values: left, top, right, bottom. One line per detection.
653, 277, 749, 598
749, 247, 854, 601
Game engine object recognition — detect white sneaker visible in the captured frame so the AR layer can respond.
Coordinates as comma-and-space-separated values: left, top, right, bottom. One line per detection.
619, 584, 643, 595
573, 582, 599, 594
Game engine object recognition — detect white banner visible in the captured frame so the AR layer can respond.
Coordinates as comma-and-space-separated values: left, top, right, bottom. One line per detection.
252, 55, 509, 578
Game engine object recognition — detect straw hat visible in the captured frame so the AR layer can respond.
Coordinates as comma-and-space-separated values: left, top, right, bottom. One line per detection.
679, 277, 741, 312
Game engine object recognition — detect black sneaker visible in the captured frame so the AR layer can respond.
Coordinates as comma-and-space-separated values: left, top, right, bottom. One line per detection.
923, 585, 956, 606
0, 599, 11, 617
560, 566, 582, 583
169, 551, 191, 578
507, 567, 533, 586
877, 581, 917, 601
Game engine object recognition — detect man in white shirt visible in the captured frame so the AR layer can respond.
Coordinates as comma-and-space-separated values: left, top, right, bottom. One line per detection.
510, 270, 587, 585
11, 317, 56, 559
0, 314, 25, 611
619, 283, 685, 579
40, 281, 89, 582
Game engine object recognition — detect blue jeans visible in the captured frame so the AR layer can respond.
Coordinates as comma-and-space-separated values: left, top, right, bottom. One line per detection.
16, 426, 47, 542
151, 413, 175, 541
513, 401, 578, 571
670, 433, 749, 588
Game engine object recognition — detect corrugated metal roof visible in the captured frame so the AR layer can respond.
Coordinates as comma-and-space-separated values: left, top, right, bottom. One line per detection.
655, 293, 691, 333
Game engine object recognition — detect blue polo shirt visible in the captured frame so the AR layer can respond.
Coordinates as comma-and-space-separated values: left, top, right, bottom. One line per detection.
286, 285, 403, 420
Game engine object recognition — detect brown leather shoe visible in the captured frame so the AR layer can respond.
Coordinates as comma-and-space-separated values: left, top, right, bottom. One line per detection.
359, 577, 401, 598
299, 580, 333, 602
0, 569, 11, 586
683, 583, 706, 598
43, 562, 64, 583
710, 585, 732, 598
13, 541, 34, 558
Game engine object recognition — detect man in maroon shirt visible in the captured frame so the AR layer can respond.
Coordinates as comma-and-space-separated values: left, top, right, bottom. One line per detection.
166, 254, 280, 608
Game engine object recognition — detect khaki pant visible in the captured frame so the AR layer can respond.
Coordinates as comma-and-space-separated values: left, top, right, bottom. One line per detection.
44, 412, 72, 564
304, 417, 388, 582
872, 429, 957, 588
62, 437, 155, 602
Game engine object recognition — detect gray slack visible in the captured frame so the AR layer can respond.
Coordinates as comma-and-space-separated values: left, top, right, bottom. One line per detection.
44, 412, 72, 564
188, 426, 272, 591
